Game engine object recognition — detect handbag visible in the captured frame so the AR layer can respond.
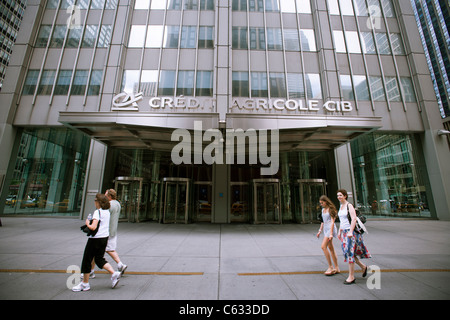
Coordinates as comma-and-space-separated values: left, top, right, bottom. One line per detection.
80, 210, 101, 237
347, 204, 367, 234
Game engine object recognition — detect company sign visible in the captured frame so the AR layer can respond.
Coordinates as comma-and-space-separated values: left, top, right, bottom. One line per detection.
111, 92, 352, 113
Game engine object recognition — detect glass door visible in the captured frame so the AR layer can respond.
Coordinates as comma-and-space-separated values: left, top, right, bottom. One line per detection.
298, 179, 327, 223
252, 179, 281, 224
114, 176, 146, 222
161, 178, 191, 223
230, 182, 249, 222
194, 182, 212, 222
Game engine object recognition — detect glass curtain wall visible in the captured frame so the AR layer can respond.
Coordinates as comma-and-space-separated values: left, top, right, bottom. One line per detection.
3, 128, 90, 217
351, 133, 432, 218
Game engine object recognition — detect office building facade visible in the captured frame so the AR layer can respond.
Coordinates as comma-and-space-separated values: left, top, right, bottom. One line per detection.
0, 0, 449, 223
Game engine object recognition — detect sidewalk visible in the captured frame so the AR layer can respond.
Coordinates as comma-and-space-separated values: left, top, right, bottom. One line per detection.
0, 217, 449, 300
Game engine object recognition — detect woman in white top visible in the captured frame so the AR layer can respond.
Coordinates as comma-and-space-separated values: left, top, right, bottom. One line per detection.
316, 195, 340, 276
72, 193, 121, 292
337, 189, 371, 285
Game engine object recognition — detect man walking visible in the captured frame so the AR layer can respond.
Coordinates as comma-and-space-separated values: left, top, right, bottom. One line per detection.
105, 189, 127, 275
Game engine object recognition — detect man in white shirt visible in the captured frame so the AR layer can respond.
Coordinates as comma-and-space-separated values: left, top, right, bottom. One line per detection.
105, 189, 127, 275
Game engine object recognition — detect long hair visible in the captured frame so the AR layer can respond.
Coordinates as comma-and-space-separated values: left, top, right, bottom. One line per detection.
319, 195, 337, 219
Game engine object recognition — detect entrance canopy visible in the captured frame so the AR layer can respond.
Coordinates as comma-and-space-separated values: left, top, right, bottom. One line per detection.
58, 112, 382, 152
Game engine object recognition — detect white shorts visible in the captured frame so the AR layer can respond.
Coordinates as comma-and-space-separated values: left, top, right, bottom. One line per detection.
106, 235, 117, 252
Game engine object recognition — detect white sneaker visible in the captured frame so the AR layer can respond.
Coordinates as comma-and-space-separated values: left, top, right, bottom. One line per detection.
119, 264, 128, 276
111, 271, 121, 289
72, 282, 90, 292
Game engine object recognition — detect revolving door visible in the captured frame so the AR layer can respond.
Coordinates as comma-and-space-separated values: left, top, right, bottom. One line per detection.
251, 179, 281, 224
298, 179, 327, 223
160, 177, 191, 223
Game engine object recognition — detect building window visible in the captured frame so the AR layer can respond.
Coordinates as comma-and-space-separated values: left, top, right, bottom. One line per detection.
346, 31, 362, 53
36, 25, 51, 47
375, 33, 391, 54
369, 76, 386, 101
351, 133, 430, 219
168, 0, 182, 10
333, 30, 346, 53
267, 28, 282, 51
200, 0, 215, 10
353, 75, 370, 101
390, 33, 405, 55
248, 0, 264, 12
164, 26, 180, 48
265, 0, 280, 12
400, 77, 416, 102
180, 26, 197, 48
98, 25, 112, 47
249, 28, 265, 50
232, 72, 249, 97
380, 0, 395, 17
129, 25, 146, 47
360, 32, 376, 54
146, 26, 164, 48
198, 26, 214, 48
88, 70, 103, 95
158, 70, 176, 95
269, 73, 286, 97
287, 73, 304, 99
284, 29, 300, 51
151, 0, 167, 9
353, 0, 368, 16
122, 70, 140, 93
232, 0, 247, 11
37, 70, 56, 95
300, 29, 316, 51
251, 72, 268, 97
135, 0, 150, 9
23, 70, 39, 95
141, 70, 158, 96
82, 25, 98, 47
50, 25, 67, 48
177, 70, 195, 95
232, 27, 248, 49
340, 75, 353, 100
385, 76, 401, 102
66, 27, 82, 48
306, 73, 322, 99
196, 71, 213, 96
71, 70, 89, 95
54, 70, 72, 95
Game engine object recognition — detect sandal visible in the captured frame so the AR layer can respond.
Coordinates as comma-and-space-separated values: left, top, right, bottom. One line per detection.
324, 268, 337, 276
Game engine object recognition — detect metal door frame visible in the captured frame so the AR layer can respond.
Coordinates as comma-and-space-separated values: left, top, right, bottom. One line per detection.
297, 179, 327, 223
114, 176, 145, 223
252, 178, 281, 224
161, 177, 190, 224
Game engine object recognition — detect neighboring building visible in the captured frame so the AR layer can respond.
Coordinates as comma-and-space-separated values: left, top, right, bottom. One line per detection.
0, 0, 449, 223
410, 0, 450, 121
0, 0, 27, 91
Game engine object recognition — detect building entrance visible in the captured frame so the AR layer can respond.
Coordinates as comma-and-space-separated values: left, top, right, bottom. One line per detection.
251, 179, 282, 224
297, 179, 327, 223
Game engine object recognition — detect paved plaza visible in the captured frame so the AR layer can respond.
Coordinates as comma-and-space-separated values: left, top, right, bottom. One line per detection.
0, 217, 449, 302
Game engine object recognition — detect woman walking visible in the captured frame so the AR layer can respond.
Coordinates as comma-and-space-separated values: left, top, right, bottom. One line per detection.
72, 193, 121, 292
316, 195, 340, 276
337, 189, 371, 285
